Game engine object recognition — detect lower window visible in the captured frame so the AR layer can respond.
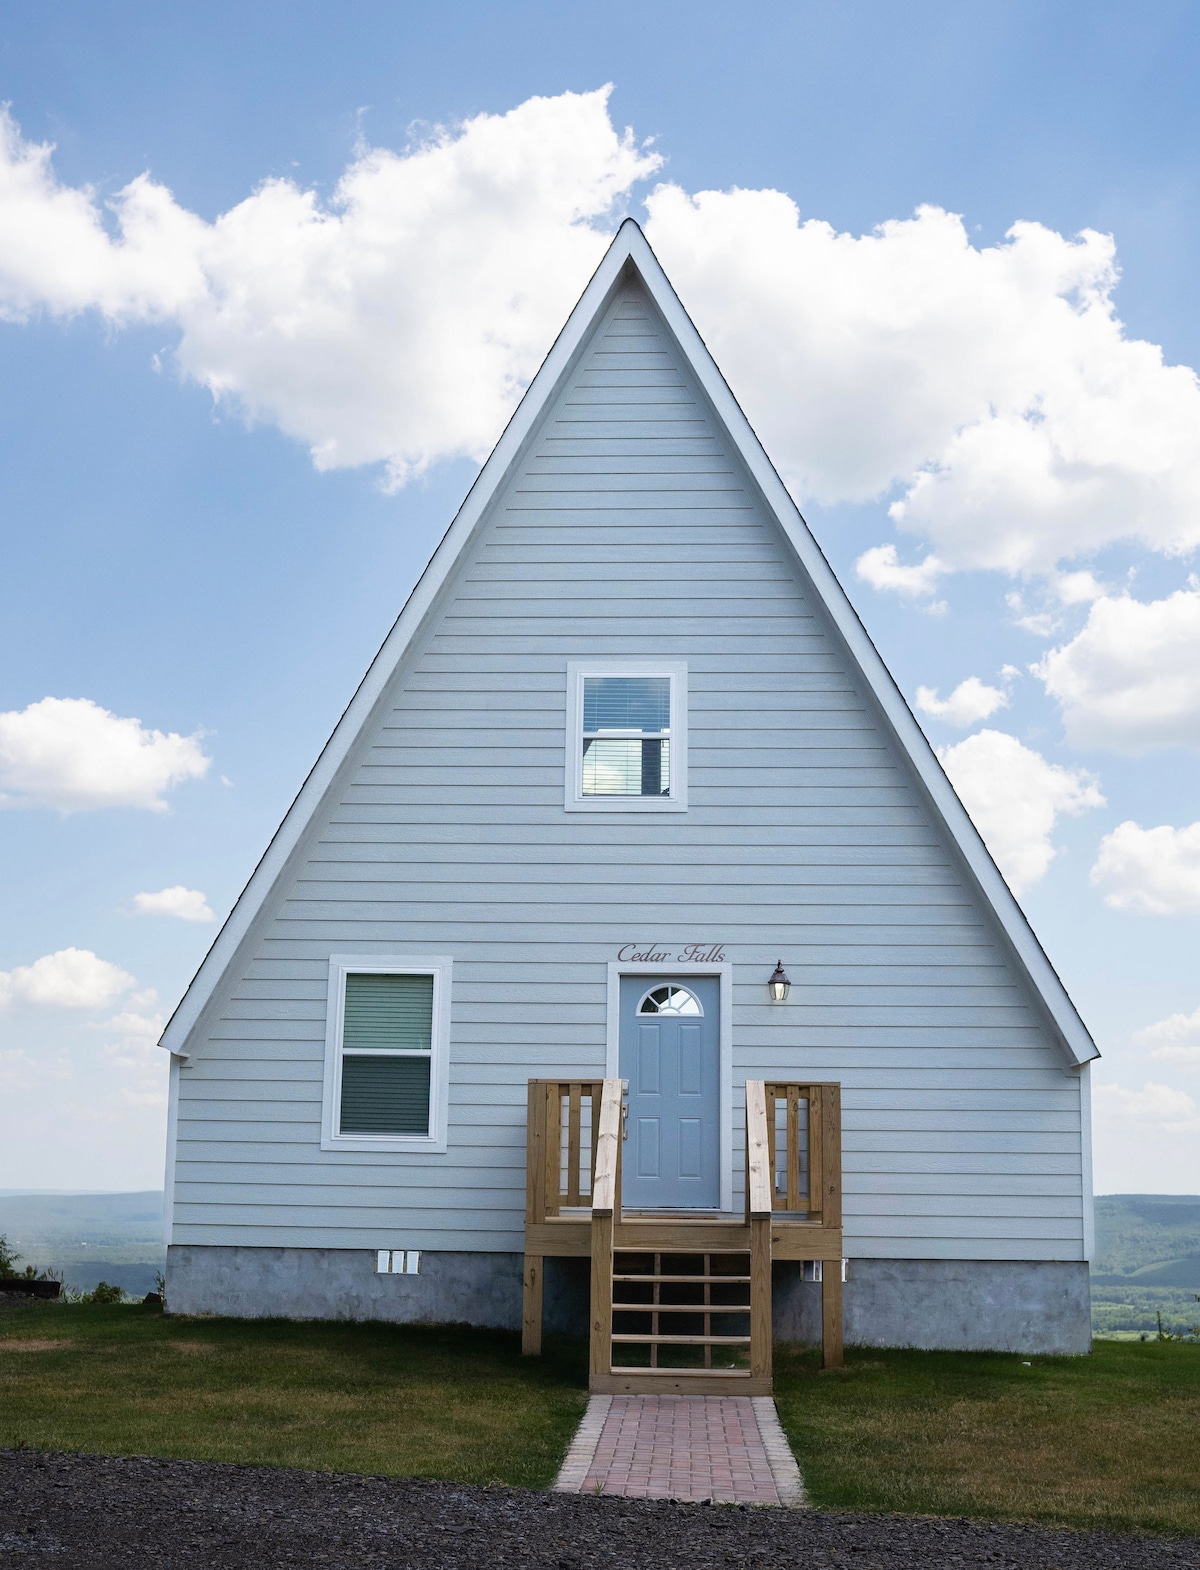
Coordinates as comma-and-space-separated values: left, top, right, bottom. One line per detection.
322, 956, 451, 1151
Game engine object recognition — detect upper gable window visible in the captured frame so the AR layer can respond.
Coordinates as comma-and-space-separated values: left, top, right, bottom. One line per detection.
565, 662, 688, 813
321, 956, 451, 1153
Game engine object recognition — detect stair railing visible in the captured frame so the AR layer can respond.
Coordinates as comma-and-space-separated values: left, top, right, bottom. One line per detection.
744, 1080, 774, 1382
588, 1077, 624, 1382
749, 1080, 844, 1369
764, 1082, 842, 1221
525, 1079, 604, 1223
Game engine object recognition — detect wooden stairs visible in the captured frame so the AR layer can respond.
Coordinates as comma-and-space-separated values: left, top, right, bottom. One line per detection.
522, 1077, 844, 1394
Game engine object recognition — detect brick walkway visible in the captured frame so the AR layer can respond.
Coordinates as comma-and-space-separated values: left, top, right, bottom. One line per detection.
555, 1394, 804, 1505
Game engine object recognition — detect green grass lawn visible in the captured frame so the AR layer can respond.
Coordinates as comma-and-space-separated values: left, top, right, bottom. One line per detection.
0, 1299, 587, 1488
774, 1339, 1200, 1539
3, 1300, 1199, 1539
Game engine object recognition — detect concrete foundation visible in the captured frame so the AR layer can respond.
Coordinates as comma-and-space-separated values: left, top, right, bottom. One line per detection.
167, 1246, 1091, 1353
165, 1245, 585, 1334
773, 1258, 1092, 1353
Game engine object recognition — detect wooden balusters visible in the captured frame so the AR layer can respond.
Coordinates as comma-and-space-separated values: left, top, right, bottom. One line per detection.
765, 1082, 840, 1217
750, 1080, 844, 1371
524, 1078, 603, 1355
532, 1080, 603, 1220
808, 1090, 823, 1216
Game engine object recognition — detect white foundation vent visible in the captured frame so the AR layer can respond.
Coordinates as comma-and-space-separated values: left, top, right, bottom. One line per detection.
375, 1249, 421, 1275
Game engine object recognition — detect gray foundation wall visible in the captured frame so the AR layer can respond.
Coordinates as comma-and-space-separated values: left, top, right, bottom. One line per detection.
773, 1258, 1091, 1354
167, 1246, 1090, 1353
165, 1245, 586, 1336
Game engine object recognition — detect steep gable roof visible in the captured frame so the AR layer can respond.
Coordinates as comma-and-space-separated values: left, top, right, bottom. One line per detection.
160, 219, 1098, 1068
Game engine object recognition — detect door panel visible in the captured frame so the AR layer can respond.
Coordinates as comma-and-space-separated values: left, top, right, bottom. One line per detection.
677, 1023, 702, 1093
619, 974, 720, 1209
636, 1117, 660, 1177
678, 1118, 702, 1178
637, 1023, 661, 1093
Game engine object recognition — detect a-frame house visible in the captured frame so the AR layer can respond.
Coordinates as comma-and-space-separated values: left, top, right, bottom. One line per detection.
160, 221, 1096, 1388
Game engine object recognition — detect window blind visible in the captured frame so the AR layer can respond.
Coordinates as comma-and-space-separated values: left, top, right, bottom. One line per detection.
581, 675, 672, 797
343, 973, 433, 1052
583, 676, 670, 733
339, 972, 434, 1136
340, 1055, 430, 1135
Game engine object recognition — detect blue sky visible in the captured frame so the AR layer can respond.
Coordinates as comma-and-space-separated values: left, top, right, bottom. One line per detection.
2, 1, 1200, 1193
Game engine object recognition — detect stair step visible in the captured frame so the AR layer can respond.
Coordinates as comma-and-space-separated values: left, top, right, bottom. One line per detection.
605, 1367, 756, 1381
611, 1333, 751, 1346
613, 1273, 751, 1284
613, 1302, 750, 1314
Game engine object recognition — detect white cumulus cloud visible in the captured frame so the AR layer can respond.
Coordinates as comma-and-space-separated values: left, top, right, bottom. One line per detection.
937, 729, 1104, 894
0, 91, 658, 488
1093, 1080, 1199, 1130
1032, 587, 1200, 752
1090, 820, 1200, 914
1, 94, 1197, 574
646, 187, 1200, 576
916, 676, 1009, 727
99, 1008, 167, 1082
0, 696, 210, 811
855, 544, 947, 605
133, 886, 216, 922
1133, 1007, 1200, 1064
0, 948, 135, 1010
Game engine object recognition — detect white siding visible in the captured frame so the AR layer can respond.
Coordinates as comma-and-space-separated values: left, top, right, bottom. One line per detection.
173, 282, 1086, 1261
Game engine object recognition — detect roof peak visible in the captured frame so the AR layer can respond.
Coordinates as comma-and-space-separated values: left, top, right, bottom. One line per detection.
158, 215, 1097, 1070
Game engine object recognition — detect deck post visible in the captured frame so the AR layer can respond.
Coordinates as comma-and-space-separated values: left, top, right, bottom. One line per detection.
821, 1265, 844, 1369
745, 1081, 774, 1385
750, 1214, 773, 1382
523, 1079, 548, 1356
522, 1255, 544, 1356
588, 1077, 623, 1386
589, 1211, 614, 1383
820, 1084, 844, 1369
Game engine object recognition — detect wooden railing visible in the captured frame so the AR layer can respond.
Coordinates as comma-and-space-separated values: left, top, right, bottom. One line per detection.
764, 1082, 842, 1222
524, 1079, 604, 1223
588, 1078, 624, 1384
744, 1081, 774, 1381
749, 1080, 843, 1369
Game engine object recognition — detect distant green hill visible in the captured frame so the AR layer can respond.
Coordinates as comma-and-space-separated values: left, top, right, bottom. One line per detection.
1091, 1195, 1200, 1338
1092, 1195, 1200, 1282
0, 1190, 165, 1297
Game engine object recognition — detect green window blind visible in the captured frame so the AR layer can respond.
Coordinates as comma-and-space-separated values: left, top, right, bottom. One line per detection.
343, 972, 433, 1052
339, 972, 434, 1136
340, 1055, 430, 1135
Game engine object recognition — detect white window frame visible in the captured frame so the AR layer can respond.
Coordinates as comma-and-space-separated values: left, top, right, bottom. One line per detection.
321, 954, 452, 1153
565, 660, 688, 813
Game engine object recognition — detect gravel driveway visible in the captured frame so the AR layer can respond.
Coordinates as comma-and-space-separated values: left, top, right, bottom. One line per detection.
1, 1450, 1196, 1569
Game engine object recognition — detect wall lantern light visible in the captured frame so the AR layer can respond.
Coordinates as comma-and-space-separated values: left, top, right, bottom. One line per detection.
768, 960, 791, 1003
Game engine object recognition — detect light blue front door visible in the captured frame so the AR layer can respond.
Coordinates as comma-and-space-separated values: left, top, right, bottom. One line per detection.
619, 975, 721, 1209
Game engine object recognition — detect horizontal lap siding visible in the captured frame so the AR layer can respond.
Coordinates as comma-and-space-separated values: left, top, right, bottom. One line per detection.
174, 283, 1085, 1261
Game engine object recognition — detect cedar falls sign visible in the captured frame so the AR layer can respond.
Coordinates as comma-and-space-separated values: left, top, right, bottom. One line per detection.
616, 943, 727, 964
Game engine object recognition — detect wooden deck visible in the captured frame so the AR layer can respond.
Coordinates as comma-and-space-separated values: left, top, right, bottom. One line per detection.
522, 1078, 845, 1394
